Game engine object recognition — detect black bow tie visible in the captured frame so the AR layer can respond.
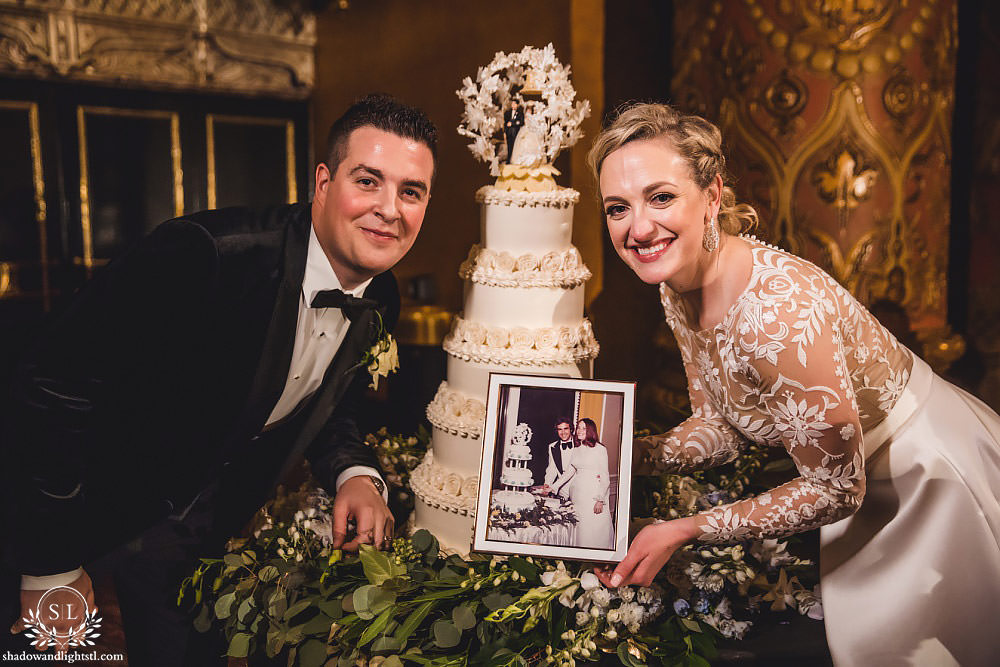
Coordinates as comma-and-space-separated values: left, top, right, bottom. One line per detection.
309, 289, 377, 321
560, 442, 573, 450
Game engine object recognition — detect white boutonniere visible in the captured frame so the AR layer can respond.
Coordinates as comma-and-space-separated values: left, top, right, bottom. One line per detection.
361, 312, 399, 390
366, 333, 398, 390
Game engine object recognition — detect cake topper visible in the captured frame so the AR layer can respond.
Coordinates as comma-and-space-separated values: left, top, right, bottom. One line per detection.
511, 422, 533, 448
457, 44, 591, 189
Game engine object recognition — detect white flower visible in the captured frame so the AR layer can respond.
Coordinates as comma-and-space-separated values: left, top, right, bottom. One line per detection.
540, 563, 574, 588
575, 612, 590, 626
606, 609, 621, 624
619, 587, 635, 602
579, 572, 600, 590
589, 587, 612, 609
839, 423, 856, 440
367, 334, 399, 390
618, 602, 642, 626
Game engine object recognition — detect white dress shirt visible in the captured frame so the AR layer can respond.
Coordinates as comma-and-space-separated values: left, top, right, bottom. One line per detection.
265, 226, 385, 499
23, 226, 386, 589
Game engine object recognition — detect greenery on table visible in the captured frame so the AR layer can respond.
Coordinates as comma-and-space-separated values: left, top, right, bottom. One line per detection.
179, 429, 822, 666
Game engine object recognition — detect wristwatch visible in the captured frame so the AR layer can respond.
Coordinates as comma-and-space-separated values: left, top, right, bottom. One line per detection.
368, 475, 386, 496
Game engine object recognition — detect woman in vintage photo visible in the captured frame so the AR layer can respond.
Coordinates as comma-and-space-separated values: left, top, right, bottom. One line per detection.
587, 101, 1000, 666
553, 417, 615, 550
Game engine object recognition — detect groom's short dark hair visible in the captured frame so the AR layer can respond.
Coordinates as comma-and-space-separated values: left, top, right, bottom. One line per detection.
324, 93, 438, 181
555, 417, 572, 429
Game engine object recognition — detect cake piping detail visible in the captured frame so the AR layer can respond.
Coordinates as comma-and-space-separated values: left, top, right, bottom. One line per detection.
425, 382, 486, 438
443, 317, 599, 366
409, 452, 479, 516
475, 185, 580, 208
459, 244, 591, 288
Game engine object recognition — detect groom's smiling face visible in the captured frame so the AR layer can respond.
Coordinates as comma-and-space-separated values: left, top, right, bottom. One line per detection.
312, 126, 434, 290
557, 423, 572, 442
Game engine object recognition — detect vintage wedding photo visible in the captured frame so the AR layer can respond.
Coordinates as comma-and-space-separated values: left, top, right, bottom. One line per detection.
473, 374, 634, 562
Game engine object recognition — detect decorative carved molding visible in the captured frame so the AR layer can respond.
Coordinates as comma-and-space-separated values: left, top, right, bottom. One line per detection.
673, 0, 956, 335
0, 0, 315, 98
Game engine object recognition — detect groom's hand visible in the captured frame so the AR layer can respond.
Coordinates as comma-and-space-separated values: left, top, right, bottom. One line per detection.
12, 569, 96, 650
332, 476, 394, 552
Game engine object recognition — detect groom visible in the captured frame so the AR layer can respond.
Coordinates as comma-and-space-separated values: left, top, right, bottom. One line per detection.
539, 418, 576, 498
2, 93, 437, 663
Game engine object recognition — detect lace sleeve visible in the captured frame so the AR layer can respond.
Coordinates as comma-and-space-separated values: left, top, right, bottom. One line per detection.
693, 289, 866, 544
636, 342, 746, 475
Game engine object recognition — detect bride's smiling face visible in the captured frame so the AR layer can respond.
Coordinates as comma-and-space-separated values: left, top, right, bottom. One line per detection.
600, 138, 721, 287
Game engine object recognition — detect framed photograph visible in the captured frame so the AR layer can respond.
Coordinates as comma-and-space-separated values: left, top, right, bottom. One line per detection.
473, 373, 635, 562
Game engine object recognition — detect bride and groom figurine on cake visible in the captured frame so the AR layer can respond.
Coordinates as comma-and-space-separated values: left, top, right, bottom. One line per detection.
534, 418, 615, 550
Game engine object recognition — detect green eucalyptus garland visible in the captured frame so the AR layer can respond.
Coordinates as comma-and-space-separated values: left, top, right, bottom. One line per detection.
179, 429, 822, 666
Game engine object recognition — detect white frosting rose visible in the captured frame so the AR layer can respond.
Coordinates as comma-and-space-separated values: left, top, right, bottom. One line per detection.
431, 467, 446, 490
509, 327, 534, 349
557, 326, 578, 349
495, 251, 516, 273
515, 254, 540, 272
536, 327, 558, 350
464, 321, 487, 345
444, 473, 463, 496
540, 251, 563, 273
461, 476, 480, 498
478, 248, 497, 270
563, 248, 580, 269
462, 398, 482, 423
444, 392, 463, 417
462, 399, 486, 424
486, 326, 510, 349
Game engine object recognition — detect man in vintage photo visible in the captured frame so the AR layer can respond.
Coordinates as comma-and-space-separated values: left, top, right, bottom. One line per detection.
540, 417, 576, 499
3, 93, 437, 664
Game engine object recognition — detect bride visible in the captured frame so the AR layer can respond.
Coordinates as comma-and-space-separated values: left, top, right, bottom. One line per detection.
553, 418, 615, 550
588, 102, 1000, 666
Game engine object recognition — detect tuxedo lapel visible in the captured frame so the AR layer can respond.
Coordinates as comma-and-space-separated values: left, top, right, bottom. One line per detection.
230, 212, 310, 443
552, 443, 563, 474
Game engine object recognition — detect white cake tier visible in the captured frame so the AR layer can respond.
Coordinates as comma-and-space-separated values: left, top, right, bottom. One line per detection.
505, 444, 532, 461
459, 244, 591, 289
476, 187, 579, 256
500, 465, 533, 487
492, 490, 537, 514
425, 381, 486, 438
429, 424, 485, 475
409, 451, 480, 517
463, 282, 584, 329
444, 316, 599, 366
411, 499, 475, 556
445, 354, 592, 402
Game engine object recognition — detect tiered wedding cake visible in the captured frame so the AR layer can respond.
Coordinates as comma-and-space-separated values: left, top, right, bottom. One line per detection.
409, 45, 596, 553
494, 423, 537, 513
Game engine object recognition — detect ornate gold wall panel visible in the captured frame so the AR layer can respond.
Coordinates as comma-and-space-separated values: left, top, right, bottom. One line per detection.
672, 0, 956, 332
0, 0, 315, 98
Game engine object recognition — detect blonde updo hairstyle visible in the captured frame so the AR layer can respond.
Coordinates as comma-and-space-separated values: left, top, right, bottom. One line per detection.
587, 102, 758, 236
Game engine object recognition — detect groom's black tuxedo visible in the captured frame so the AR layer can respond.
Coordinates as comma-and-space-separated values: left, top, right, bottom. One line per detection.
3, 203, 398, 577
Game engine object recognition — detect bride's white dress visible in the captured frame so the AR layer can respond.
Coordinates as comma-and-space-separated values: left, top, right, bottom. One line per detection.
638, 237, 1000, 666
558, 444, 615, 550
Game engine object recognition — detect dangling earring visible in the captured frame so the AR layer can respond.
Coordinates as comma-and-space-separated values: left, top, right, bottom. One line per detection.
703, 216, 719, 252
